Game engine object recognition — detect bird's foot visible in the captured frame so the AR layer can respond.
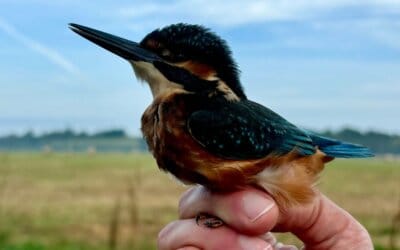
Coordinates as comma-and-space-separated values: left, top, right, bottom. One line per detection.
195, 213, 224, 228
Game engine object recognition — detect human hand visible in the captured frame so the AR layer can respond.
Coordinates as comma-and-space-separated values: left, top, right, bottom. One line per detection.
157, 186, 373, 250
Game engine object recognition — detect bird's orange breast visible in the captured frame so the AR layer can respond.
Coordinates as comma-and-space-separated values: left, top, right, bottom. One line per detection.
141, 92, 264, 187
141, 91, 330, 206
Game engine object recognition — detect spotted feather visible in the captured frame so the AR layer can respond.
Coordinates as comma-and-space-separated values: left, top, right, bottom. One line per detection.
188, 99, 316, 160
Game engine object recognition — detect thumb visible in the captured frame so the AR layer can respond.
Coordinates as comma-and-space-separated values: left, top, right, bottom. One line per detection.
274, 192, 373, 250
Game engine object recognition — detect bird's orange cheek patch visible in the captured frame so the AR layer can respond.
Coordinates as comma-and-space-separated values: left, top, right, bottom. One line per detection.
175, 61, 217, 80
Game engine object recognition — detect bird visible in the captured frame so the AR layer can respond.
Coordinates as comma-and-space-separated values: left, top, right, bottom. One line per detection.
69, 23, 373, 212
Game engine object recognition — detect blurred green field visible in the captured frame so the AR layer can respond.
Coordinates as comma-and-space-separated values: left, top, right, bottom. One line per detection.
0, 153, 399, 250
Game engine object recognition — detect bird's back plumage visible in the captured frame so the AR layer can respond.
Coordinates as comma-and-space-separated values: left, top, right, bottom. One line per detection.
188, 98, 374, 160
188, 99, 316, 160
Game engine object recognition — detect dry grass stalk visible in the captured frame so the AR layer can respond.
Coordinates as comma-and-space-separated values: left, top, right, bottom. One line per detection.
108, 197, 122, 250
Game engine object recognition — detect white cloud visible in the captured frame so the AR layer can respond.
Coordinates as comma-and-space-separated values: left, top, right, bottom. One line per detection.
116, 0, 400, 27
0, 17, 79, 74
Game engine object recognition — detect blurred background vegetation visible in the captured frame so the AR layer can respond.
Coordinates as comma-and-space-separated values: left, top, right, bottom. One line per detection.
0, 129, 399, 250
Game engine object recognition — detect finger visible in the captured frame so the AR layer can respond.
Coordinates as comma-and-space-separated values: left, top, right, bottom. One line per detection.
178, 186, 279, 235
274, 192, 373, 249
157, 219, 273, 250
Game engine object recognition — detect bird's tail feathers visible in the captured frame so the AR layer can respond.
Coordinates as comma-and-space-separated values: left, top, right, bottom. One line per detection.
319, 142, 374, 158
307, 133, 374, 158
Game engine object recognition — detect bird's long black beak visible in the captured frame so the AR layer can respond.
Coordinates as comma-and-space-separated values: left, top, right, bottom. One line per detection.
69, 23, 161, 63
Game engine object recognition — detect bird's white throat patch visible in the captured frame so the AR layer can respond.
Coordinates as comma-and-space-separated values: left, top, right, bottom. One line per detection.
130, 61, 182, 98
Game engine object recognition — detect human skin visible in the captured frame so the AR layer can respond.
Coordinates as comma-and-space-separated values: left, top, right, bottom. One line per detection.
157, 186, 373, 250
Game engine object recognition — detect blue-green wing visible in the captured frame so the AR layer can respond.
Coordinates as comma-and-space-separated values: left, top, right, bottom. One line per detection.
188, 100, 316, 160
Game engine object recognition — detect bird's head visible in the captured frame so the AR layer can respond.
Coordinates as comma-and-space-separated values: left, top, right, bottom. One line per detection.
69, 23, 246, 100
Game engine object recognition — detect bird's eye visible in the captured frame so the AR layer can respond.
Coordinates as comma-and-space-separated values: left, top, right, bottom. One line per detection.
160, 49, 186, 62
161, 49, 171, 57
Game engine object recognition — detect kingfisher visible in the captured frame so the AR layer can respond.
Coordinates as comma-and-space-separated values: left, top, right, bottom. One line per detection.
69, 23, 373, 210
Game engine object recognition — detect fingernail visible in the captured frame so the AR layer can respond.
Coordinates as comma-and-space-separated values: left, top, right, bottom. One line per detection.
242, 193, 275, 222
239, 236, 272, 250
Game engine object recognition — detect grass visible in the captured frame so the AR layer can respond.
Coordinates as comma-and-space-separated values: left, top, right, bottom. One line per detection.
0, 153, 399, 249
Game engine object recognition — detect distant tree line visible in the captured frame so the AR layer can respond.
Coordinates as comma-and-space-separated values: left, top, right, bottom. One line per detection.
0, 129, 146, 152
0, 128, 399, 155
5, 129, 127, 140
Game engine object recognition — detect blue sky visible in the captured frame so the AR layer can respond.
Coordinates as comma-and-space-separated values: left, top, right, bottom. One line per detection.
0, 0, 400, 136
